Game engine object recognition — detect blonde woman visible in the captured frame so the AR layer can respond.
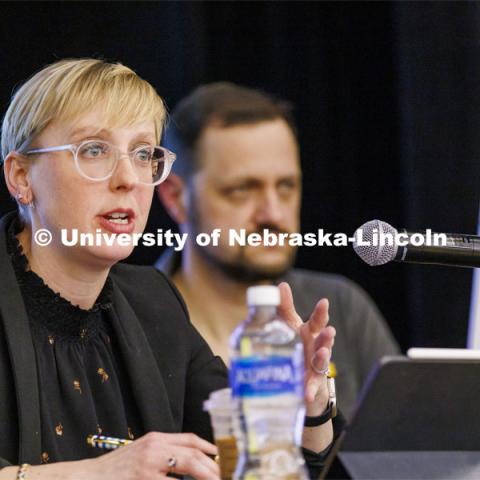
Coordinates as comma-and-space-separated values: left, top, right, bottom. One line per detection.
0, 59, 338, 479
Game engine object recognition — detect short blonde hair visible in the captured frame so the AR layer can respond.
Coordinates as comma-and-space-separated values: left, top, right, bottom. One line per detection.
1, 58, 166, 162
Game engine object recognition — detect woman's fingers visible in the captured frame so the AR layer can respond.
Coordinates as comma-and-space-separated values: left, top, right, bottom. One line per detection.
306, 347, 330, 403
278, 282, 303, 331
139, 432, 220, 480
277, 282, 335, 407
303, 298, 330, 337
167, 446, 220, 480
313, 325, 336, 351
158, 432, 218, 456
302, 322, 335, 372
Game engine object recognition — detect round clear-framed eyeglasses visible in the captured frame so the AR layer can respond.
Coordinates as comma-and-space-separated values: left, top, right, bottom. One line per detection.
25, 140, 176, 186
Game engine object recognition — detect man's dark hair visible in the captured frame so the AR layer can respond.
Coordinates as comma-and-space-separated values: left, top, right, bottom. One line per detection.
164, 82, 296, 180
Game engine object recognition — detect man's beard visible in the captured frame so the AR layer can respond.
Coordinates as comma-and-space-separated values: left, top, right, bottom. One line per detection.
190, 217, 296, 283
197, 241, 297, 283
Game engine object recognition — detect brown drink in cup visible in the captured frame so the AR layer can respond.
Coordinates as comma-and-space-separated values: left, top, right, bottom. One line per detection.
204, 388, 238, 480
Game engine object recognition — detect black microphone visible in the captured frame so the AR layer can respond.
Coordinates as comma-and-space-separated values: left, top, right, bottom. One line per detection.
353, 220, 480, 268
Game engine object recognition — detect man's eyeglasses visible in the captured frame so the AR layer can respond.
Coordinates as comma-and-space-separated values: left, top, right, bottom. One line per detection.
25, 140, 176, 186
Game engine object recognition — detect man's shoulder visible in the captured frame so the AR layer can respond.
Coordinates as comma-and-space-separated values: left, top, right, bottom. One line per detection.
285, 268, 384, 326
286, 268, 362, 298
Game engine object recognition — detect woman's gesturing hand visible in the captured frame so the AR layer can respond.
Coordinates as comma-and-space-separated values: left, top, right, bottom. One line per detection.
278, 282, 336, 414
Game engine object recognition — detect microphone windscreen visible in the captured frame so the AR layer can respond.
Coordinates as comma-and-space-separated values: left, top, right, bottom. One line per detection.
353, 220, 399, 266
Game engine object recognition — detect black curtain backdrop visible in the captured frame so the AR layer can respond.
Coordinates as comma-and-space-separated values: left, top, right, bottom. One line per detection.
1, 1, 479, 351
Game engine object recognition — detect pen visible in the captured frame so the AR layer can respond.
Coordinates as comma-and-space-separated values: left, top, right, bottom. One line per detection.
87, 434, 220, 464
87, 434, 133, 450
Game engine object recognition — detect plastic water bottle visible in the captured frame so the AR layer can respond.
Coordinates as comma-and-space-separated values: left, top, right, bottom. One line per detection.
229, 285, 308, 480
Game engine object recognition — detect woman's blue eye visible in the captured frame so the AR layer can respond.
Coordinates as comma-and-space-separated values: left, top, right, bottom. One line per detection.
80, 143, 109, 158
89, 147, 102, 156
135, 148, 152, 163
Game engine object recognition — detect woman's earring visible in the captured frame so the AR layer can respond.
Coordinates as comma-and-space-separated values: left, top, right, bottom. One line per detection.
16, 191, 34, 208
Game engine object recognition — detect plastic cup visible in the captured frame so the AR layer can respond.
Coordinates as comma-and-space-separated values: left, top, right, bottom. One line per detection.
204, 388, 238, 480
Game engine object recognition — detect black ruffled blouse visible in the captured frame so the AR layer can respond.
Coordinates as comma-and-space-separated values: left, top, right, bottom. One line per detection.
6, 219, 143, 464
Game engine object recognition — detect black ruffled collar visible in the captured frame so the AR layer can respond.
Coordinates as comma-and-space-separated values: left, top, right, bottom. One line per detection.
6, 215, 113, 341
